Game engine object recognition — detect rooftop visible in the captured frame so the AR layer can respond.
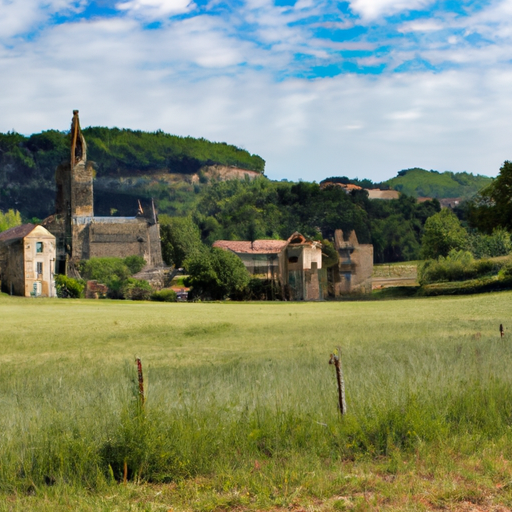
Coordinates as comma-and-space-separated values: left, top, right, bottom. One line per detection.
213, 240, 288, 254
0, 223, 36, 243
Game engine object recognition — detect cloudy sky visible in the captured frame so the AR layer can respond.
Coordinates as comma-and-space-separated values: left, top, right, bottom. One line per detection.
1, 0, 511, 182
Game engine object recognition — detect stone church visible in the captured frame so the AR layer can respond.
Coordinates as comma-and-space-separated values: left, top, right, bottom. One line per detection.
43, 111, 163, 276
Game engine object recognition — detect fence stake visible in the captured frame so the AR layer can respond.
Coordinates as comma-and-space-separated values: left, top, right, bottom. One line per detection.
136, 357, 145, 407
329, 347, 346, 416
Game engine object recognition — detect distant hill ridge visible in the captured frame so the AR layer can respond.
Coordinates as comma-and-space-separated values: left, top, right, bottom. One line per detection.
322, 168, 492, 200
385, 168, 492, 199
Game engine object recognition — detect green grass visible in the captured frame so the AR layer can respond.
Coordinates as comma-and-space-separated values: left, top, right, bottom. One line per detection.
1, 292, 512, 510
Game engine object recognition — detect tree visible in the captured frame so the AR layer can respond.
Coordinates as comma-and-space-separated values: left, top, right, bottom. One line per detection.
184, 247, 250, 300
421, 209, 468, 259
0, 209, 22, 232
467, 161, 512, 233
159, 215, 204, 268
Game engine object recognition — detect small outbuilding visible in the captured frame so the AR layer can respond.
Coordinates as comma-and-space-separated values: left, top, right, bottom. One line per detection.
0, 224, 56, 297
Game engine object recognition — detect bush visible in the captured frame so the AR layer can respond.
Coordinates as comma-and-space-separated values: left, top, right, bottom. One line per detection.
55, 275, 85, 298
418, 250, 500, 285
122, 279, 152, 301
150, 289, 178, 302
79, 256, 151, 299
468, 228, 512, 259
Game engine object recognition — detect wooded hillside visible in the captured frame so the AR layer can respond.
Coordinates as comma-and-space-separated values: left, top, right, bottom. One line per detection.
0, 128, 265, 219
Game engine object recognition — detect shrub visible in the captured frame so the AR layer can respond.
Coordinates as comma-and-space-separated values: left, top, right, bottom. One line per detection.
150, 289, 178, 302
418, 250, 500, 285
468, 228, 512, 259
79, 257, 151, 299
122, 279, 152, 301
55, 275, 85, 298
124, 255, 146, 274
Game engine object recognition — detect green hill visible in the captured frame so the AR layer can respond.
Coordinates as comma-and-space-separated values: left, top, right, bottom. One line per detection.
385, 168, 492, 199
0, 128, 265, 219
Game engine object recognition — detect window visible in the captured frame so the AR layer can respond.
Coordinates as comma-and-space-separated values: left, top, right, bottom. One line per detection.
36, 262, 43, 277
288, 256, 298, 263
36, 242, 43, 253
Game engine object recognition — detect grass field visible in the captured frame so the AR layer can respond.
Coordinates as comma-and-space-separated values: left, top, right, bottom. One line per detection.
1, 291, 512, 511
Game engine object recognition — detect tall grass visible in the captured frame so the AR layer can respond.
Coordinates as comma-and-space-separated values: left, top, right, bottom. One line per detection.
1, 293, 512, 506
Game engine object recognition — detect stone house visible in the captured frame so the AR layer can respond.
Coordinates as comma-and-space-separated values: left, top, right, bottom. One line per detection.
0, 224, 56, 297
213, 232, 325, 301
328, 229, 373, 295
42, 111, 163, 277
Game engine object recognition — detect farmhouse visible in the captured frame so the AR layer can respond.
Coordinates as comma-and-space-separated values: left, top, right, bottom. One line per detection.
214, 229, 373, 300
0, 224, 56, 297
214, 232, 325, 301
42, 111, 163, 276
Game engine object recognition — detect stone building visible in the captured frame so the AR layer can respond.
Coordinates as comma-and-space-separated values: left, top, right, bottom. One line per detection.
328, 229, 373, 295
214, 229, 373, 300
213, 232, 325, 301
0, 224, 56, 297
42, 111, 163, 275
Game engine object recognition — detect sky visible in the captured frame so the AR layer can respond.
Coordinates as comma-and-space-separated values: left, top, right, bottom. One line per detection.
1, 0, 511, 182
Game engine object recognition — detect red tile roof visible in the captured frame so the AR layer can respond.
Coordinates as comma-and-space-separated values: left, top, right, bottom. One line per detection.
0, 223, 36, 243
213, 240, 288, 254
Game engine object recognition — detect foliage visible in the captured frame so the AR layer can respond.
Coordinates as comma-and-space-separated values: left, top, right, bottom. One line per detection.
321, 239, 339, 268
418, 250, 502, 285
159, 214, 204, 268
55, 274, 85, 298
0, 209, 22, 232
79, 256, 150, 299
83, 127, 265, 176
123, 255, 146, 274
0, 127, 264, 219
121, 278, 152, 301
192, 178, 440, 263
386, 168, 491, 199
150, 289, 178, 302
467, 228, 512, 259
421, 208, 468, 259
467, 161, 512, 233
244, 278, 284, 300
184, 247, 250, 300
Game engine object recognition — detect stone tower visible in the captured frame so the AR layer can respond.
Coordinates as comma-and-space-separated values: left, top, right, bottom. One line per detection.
43, 110, 164, 278
55, 110, 94, 218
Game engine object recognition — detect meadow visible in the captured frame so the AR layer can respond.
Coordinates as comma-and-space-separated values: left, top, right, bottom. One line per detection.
1, 292, 512, 511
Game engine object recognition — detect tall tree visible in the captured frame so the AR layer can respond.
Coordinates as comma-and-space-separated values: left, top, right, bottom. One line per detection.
421, 209, 468, 259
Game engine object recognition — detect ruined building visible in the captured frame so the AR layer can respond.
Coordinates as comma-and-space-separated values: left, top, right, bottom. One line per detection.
214, 229, 373, 300
43, 111, 163, 275
328, 229, 373, 295
0, 224, 57, 297
214, 232, 326, 301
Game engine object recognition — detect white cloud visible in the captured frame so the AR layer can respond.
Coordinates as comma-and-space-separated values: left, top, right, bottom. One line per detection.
399, 19, 444, 33
0, 0, 84, 39
348, 0, 435, 20
116, 0, 194, 19
1, 0, 512, 184
1, 15, 511, 182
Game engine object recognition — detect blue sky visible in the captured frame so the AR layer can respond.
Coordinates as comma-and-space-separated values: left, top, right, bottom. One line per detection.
1, 0, 511, 182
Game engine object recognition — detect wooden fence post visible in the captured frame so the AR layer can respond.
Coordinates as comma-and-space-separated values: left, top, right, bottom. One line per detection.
136, 357, 145, 407
329, 347, 346, 416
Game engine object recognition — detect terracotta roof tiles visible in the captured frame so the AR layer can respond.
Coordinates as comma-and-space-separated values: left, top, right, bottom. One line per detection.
213, 240, 288, 254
